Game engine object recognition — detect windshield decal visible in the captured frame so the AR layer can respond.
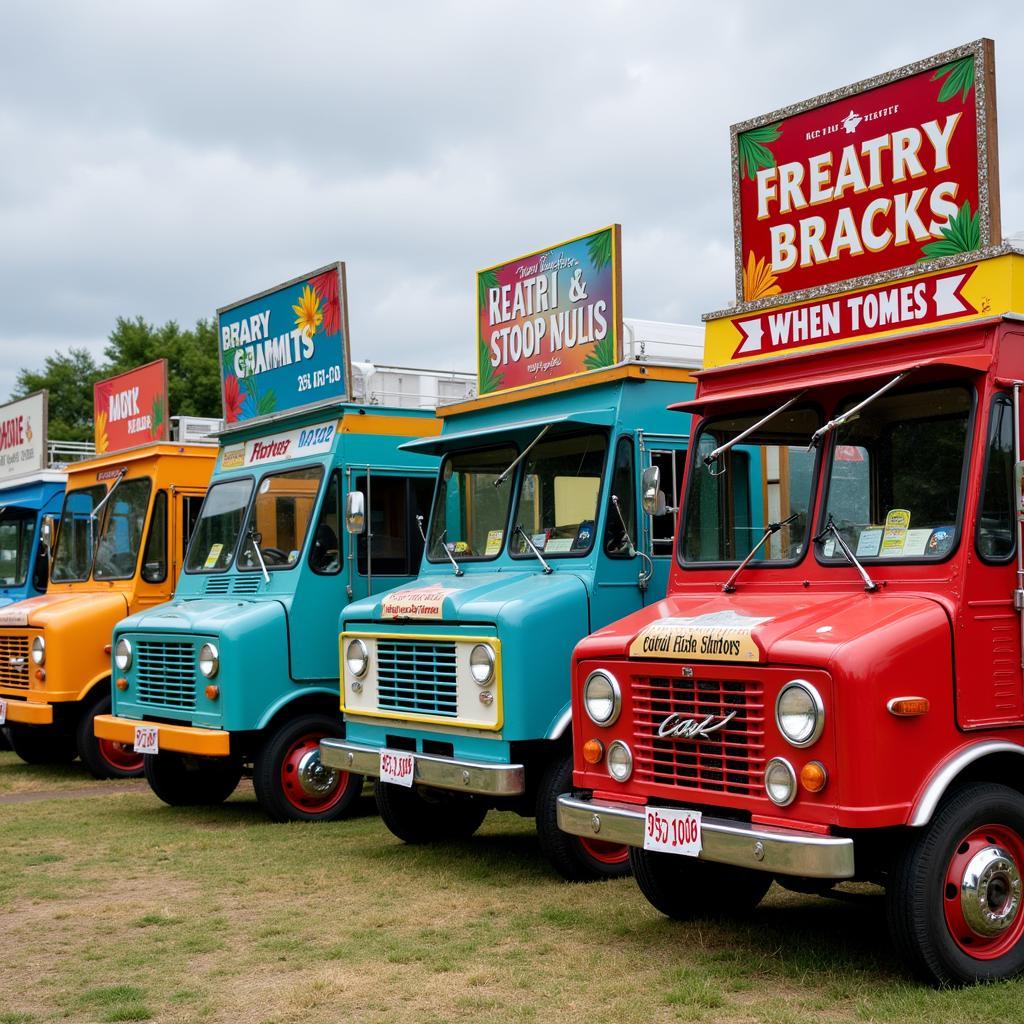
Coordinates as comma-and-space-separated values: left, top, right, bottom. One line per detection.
381, 585, 455, 620
629, 611, 772, 663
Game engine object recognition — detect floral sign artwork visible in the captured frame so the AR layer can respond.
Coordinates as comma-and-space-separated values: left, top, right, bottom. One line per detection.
732, 39, 998, 307
218, 263, 350, 425
477, 226, 623, 396
93, 360, 168, 455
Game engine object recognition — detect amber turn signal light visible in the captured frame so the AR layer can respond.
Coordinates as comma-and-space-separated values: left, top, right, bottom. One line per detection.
204, 684, 220, 701
800, 761, 828, 793
35, 669, 45, 682
115, 677, 128, 691
887, 697, 930, 717
582, 738, 604, 765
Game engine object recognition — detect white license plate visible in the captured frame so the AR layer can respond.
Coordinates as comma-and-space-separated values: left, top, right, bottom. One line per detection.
379, 748, 415, 788
133, 725, 159, 755
0, 699, 6, 725
643, 806, 702, 857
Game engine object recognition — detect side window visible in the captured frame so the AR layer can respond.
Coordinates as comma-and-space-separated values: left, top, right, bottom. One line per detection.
651, 449, 688, 555
182, 495, 203, 550
310, 472, 341, 575
357, 475, 433, 576
977, 393, 1015, 562
141, 491, 168, 583
604, 438, 635, 558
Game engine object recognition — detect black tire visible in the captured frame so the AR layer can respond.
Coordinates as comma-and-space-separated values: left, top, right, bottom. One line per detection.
630, 846, 772, 920
375, 779, 487, 844
886, 782, 1024, 986
6, 725, 77, 765
536, 752, 631, 881
76, 692, 145, 780
252, 713, 362, 823
143, 751, 242, 807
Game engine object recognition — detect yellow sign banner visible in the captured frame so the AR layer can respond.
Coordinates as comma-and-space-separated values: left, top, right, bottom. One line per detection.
629, 611, 770, 663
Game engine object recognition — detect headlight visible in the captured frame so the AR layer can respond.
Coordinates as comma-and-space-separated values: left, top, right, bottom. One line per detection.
607, 740, 633, 782
583, 670, 621, 726
765, 757, 797, 806
469, 644, 495, 685
31, 635, 46, 666
775, 680, 824, 747
198, 642, 219, 679
113, 637, 131, 671
346, 638, 368, 678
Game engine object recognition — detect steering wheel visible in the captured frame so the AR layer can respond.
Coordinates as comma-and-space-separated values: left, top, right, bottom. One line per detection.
262, 546, 289, 565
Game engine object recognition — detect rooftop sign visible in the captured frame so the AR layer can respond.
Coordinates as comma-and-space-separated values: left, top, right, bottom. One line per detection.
218, 263, 351, 426
729, 39, 999, 311
476, 225, 623, 397
94, 360, 168, 454
0, 391, 47, 481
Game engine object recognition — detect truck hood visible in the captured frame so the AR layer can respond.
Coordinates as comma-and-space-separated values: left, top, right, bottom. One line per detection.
118, 597, 287, 635
577, 591, 950, 675
0, 592, 129, 630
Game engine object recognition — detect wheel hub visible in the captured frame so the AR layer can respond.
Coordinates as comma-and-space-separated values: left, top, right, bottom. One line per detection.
295, 748, 339, 798
961, 845, 1022, 937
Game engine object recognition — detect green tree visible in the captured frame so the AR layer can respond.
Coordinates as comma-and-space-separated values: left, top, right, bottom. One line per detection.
12, 348, 104, 441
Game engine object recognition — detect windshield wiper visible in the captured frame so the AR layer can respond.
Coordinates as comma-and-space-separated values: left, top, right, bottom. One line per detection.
704, 392, 807, 476
722, 512, 799, 593
247, 526, 270, 584
494, 424, 552, 487
90, 468, 127, 520
434, 530, 464, 577
515, 524, 553, 574
815, 515, 878, 592
807, 371, 909, 450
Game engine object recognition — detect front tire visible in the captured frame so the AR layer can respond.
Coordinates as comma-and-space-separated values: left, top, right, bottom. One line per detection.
536, 753, 630, 881
5, 725, 77, 766
375, 779, 487, 844
886, 782, 1024, 986
630, 846, 772, 920
77, 692, 144, 779
252, 713, 362, 823
143, 751, 242, 807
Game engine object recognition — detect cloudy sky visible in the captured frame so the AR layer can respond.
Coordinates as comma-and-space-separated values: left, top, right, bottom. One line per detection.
1, 1, 1021, 401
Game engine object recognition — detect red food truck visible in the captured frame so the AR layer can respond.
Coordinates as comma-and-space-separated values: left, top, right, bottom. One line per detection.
556, 40, 1024, 985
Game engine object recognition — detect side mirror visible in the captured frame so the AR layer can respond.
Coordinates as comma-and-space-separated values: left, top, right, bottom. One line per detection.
345, 491, 366, 535
641, 466, 667, 517
1016, 461, 1024, 521
41, 515, 56, 555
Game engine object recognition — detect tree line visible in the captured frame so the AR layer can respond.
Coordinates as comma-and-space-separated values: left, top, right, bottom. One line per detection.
11, 318, 224, 441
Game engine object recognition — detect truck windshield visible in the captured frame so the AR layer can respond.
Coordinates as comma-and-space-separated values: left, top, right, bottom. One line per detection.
819, 384, 972, 561
428, 446, 516, 562
0, 509, 37, 587
93, 478, 153, 580
238, 464, 324, 570
510, 431, 607, 557
185, 477, 255, 573
681, 406, 820, 564
52, 484, 106, 582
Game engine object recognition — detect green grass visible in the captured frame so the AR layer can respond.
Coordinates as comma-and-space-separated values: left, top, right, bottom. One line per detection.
1, 755, 1024, 1023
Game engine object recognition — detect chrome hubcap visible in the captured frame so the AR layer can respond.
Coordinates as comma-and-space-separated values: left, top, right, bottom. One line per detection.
961, 845, 1022, 936
296, 748, 339, 797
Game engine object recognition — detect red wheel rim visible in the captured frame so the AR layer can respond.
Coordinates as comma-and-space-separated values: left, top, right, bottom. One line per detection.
98, 738, 144, 774
280, 732, 348, 814
943, 823, 1024, 960
577, 836, 630, 866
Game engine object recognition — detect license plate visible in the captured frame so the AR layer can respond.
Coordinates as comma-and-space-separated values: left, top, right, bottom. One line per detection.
379, 749, 415, 788
133, 725, 159, 755
643, 806, 702, 857
0, 699, 6, 725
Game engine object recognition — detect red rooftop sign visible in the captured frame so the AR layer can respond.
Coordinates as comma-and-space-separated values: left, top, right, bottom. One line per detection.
94, 359, 169, 455
731, 39, 999, 307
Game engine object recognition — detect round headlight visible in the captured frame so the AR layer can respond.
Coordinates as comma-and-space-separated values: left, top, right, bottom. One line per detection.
607, 740, 633, 782
775, 680, 824, 747
198, 642, 219, 679
469, 644, 495, 685
113, 637, 130, 671
584, 670, 621, 726
31, 635, 46, 666
346, 638, 368, 678
765, 757, 797, 806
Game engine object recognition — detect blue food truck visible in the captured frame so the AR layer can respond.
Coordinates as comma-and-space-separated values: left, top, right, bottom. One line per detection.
322, 318, 704, 879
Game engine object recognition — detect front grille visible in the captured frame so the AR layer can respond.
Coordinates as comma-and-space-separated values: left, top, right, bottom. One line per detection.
233, 576, 261, 594
632, 675, 765, 796
136, 640, 197, 710
376, 640, 458, 717
204, 576, 230, 595
203, 575, 260, 596
0, 634, 30, 688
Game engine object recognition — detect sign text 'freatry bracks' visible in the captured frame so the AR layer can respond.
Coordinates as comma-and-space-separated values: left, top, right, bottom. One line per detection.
218, 263, 351, 426
477, 226, 623, 396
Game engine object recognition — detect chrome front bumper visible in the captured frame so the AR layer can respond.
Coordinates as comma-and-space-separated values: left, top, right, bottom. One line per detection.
557, 795, 855, 879
319, 740, 525, 796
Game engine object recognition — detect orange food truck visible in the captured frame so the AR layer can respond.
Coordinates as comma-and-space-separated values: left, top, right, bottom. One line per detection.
556, 41, 1024, 985
0, 361, 217, 777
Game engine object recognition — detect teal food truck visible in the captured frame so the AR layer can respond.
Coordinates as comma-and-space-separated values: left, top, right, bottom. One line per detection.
322, 310, 704, 879
95, 264, 474, 820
